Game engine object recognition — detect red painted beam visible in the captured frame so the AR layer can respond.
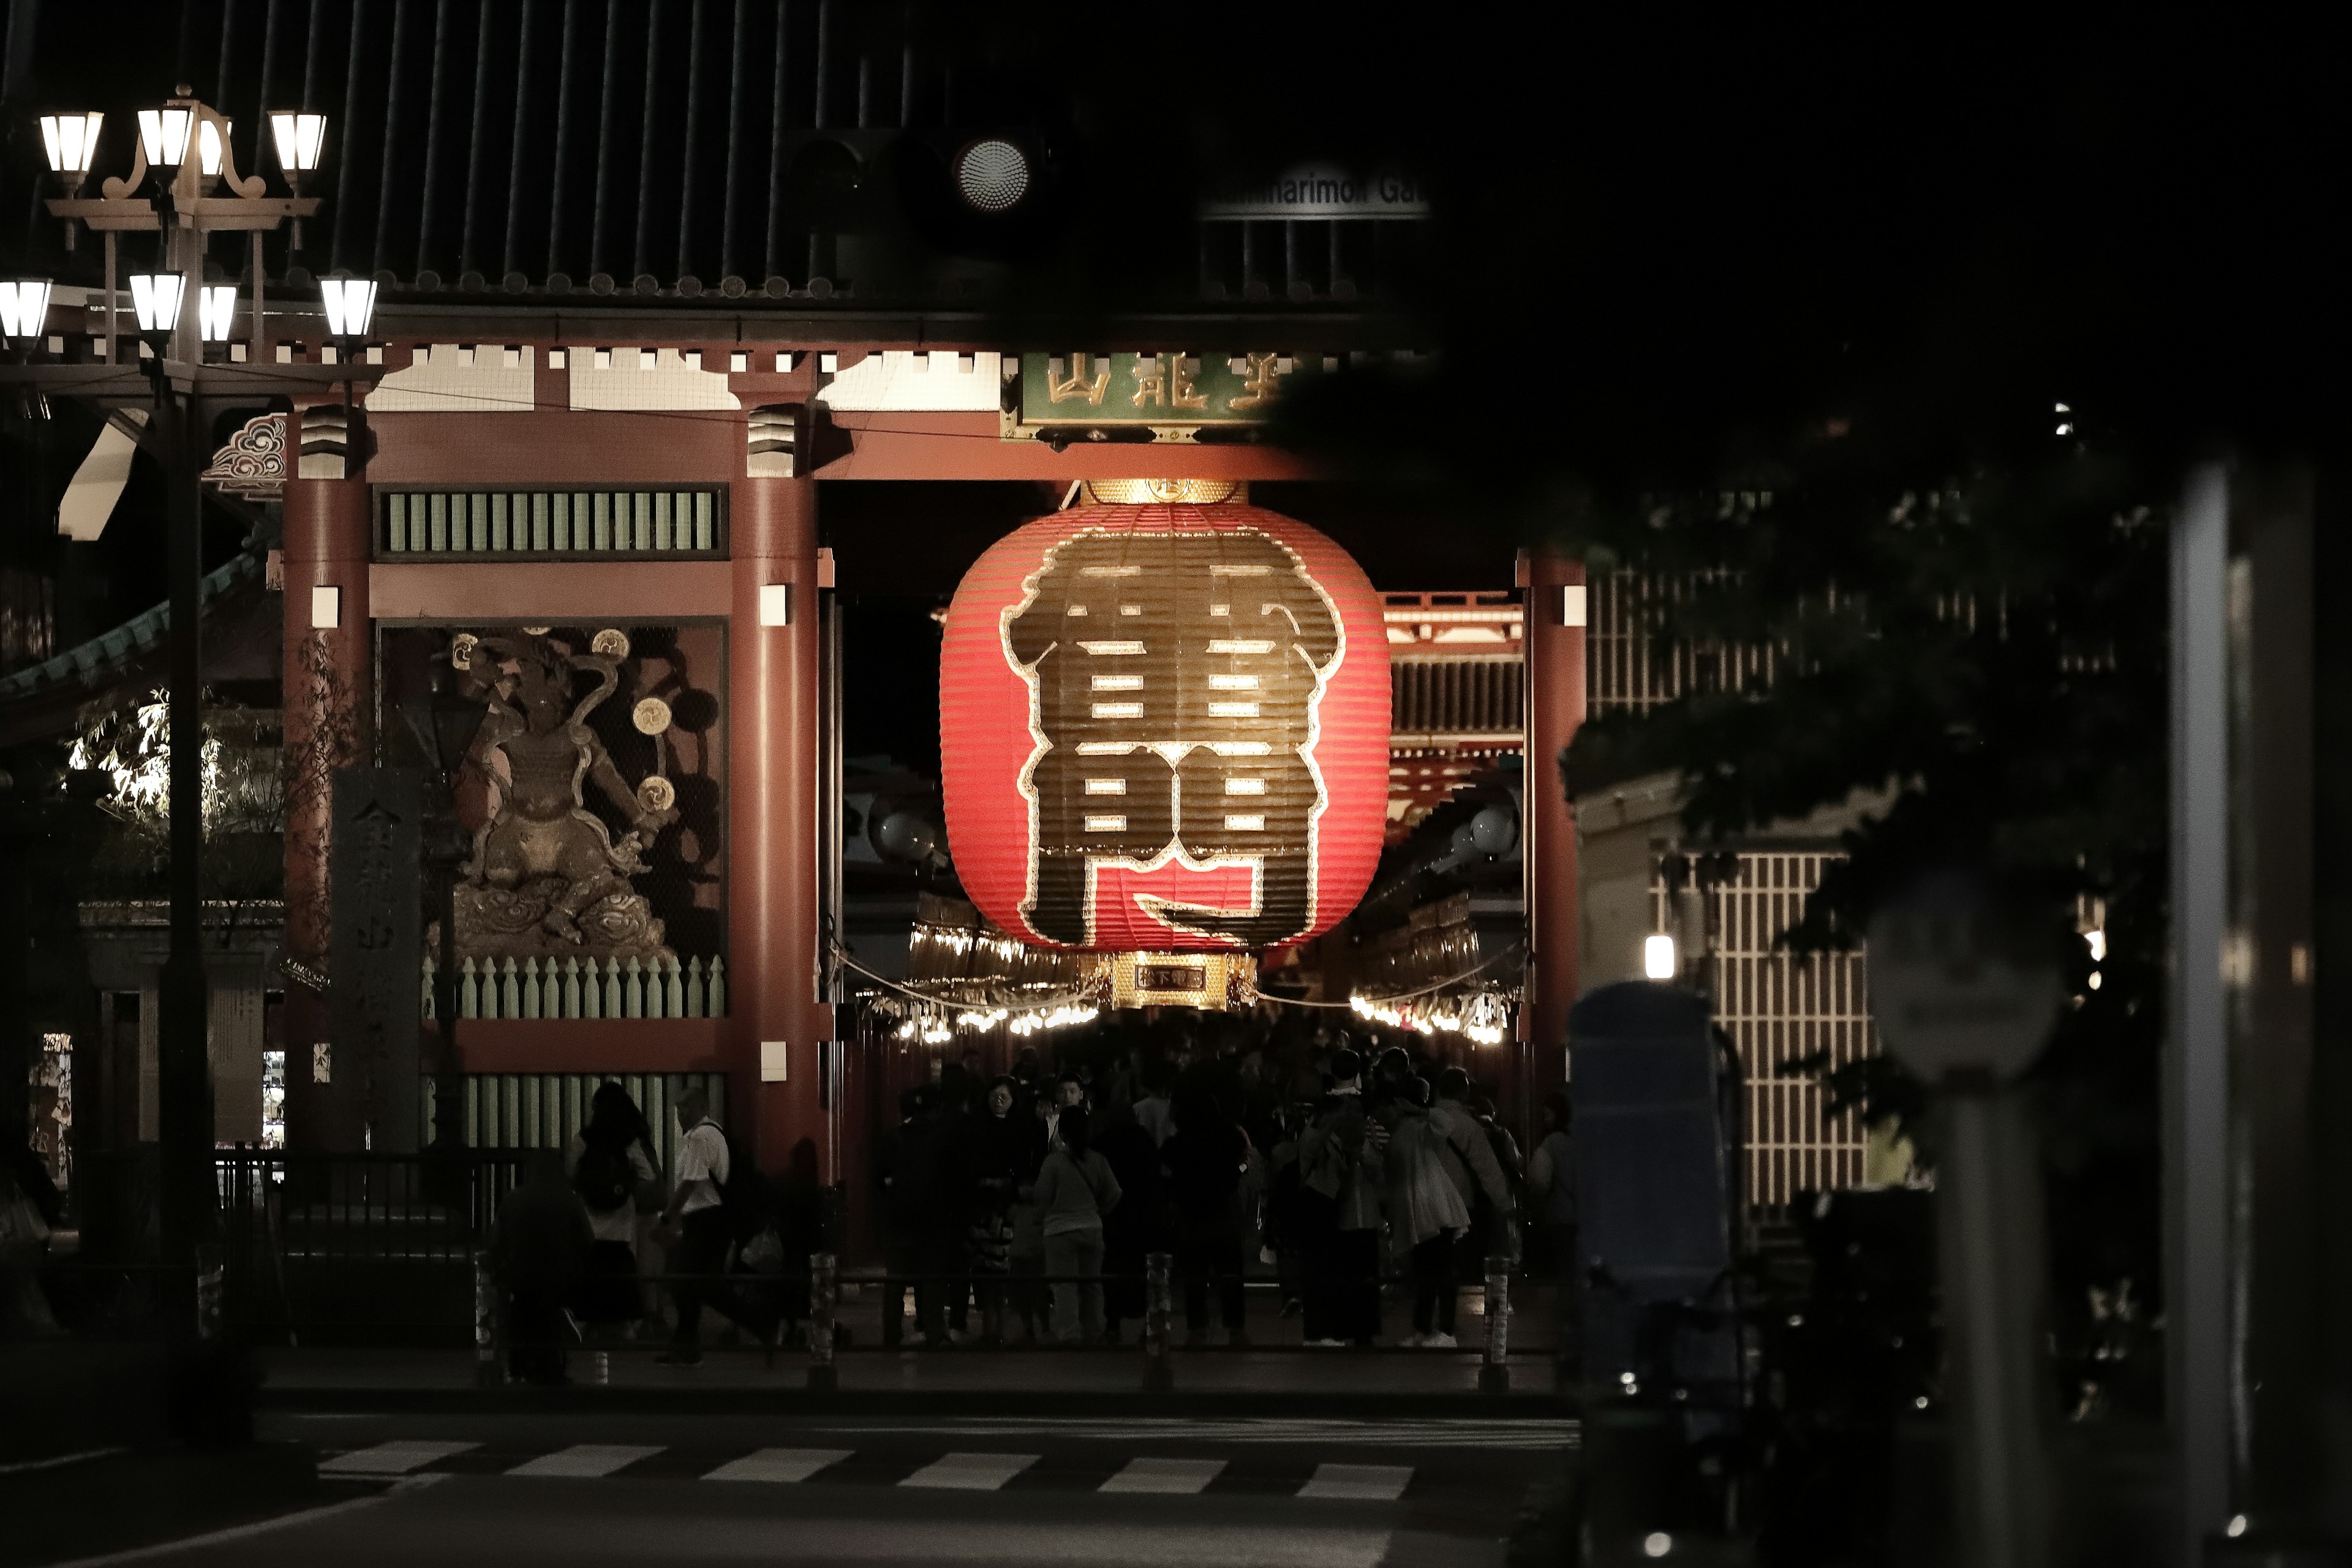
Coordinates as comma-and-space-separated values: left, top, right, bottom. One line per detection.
369, 560, 732, 621
453, 1018, 731, 1074
813, 412, 1319, 481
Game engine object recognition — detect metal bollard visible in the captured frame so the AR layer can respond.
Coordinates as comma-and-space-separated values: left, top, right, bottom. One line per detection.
807, 1253, 839, 1391
1480, 1256, 1512, 1393
195, 1242, 225, 1342
473, 1248, 502, 1387
1142, 1251, 1174, 1392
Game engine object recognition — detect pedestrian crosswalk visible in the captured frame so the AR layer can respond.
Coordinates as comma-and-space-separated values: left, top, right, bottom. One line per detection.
315, 1439, 1524, 1501
503, 1444, 665, 1478
318, 1440, 480, 1476
1098, 1457, 1226, 1494
809, 1417, 1578, 1451
1296, 1464, 1414, 1502
701, 1447, 854, 1483
899, 1452, 1039, 1490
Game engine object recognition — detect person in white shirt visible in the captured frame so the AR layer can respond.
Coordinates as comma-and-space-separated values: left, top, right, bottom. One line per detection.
653, 1089, 774, 1365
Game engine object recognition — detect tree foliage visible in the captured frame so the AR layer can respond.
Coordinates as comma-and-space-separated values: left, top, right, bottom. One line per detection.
1553, 433, 2169, 1411
66, 686, 285, 899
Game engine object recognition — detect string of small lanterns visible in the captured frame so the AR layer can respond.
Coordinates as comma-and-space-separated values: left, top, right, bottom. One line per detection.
1278, 941, 1528, 1044
1348, 984, 1515, 1045
835, 944, 1104, 1044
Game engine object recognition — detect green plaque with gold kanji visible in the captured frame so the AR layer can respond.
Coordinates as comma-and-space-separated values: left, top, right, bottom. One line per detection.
1006, 352, 1327, 437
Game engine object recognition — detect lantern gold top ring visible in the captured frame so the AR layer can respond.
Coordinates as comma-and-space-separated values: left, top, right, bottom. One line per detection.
1080, 479, 1247, 506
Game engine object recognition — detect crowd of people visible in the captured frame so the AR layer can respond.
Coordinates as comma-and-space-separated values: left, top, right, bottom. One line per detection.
873, 1019, 1578, 1352
489, 1082, 824, 1382
484, 1019, 1579, 1382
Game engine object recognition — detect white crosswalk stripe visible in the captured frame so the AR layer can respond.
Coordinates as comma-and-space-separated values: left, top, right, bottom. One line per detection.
899, 1452, 1039, 1490
701, 1447, 854, 1483
319, 1440, 479, 1476
505, 1444, 664, 1478
311, 1438, 1461, 1499
1297, 1463, 1414, 1501
1098, 1457, 1227, 1494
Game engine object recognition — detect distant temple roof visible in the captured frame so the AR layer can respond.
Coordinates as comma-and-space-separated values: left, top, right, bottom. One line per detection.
9, 6, 1425, 314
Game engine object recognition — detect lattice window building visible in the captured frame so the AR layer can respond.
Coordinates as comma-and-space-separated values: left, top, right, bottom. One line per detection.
1651, 851, 1875, 1214
1584, 567, 1879, 1212
1585, 569, 1777, 718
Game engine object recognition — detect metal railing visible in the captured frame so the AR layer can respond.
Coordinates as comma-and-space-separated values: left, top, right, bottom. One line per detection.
214, 1148, 530, 1341
469, 1251, 1523, 1393
205, 1149, 1536, 1389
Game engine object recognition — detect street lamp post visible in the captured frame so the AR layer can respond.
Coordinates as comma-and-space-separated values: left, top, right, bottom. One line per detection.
9, 88, 382, 1327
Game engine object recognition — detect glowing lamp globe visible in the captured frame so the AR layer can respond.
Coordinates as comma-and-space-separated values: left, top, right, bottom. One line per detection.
940, 481, 1390, 957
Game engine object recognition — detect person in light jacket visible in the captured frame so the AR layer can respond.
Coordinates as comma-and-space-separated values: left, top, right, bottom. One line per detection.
1033, 1103, 1123, 1344
1432, 1067, 1519, 1266
1384, 1076, 1472, 1346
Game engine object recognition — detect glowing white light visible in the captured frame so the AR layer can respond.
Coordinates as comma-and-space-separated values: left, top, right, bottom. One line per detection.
0, 279, 54, 340
39, 112, 104, 176
1644, 933, 1677, 981
321, 276, 379, 337
2084, 929, 2106, 963
1643, 1533, 1673, 1559
198, 285, 237, 343
196, 117, 230, 176
138, 107, 193, 167
128, 273, 185, 334
2226, 1516, 2248, 1539
270, 111, 328, 172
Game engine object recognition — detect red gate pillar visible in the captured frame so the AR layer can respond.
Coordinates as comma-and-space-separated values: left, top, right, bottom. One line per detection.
729, 472, 826, 1170
280, 404, 372, 1152
1521, 549, 1588, 1115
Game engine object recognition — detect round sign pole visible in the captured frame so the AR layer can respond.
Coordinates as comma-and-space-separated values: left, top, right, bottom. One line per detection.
1869, 873, 2064, 1568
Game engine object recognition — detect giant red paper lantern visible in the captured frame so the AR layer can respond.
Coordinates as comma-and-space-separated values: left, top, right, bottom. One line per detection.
941, 483, 1390, 953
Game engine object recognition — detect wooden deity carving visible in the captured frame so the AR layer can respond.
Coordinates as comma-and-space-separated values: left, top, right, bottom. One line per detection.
449, 630, 679, 961
1005, 527, 1342, 949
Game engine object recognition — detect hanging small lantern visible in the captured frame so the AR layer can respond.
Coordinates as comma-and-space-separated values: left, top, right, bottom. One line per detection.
941, 481, 1390, 971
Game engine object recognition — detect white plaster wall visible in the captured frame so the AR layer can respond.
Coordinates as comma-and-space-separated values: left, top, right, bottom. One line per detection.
815, 349, 1002, 412
568, 347, 739, 410
368, 343, 537, 412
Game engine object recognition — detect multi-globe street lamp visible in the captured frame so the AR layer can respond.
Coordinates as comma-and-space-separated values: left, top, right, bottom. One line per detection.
4, 88, 384, 1324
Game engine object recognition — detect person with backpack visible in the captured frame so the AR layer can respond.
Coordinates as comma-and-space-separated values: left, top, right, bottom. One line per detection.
1431, 1068, 1520, 1273
564, 1081, 662, 1337
1382, 1075, 1473, 1347
653, 1088, 777, 1365
1033, 1101, 1122, 1344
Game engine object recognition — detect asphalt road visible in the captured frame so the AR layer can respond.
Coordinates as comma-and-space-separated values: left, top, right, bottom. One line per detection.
61, 1411, 1575, 1568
